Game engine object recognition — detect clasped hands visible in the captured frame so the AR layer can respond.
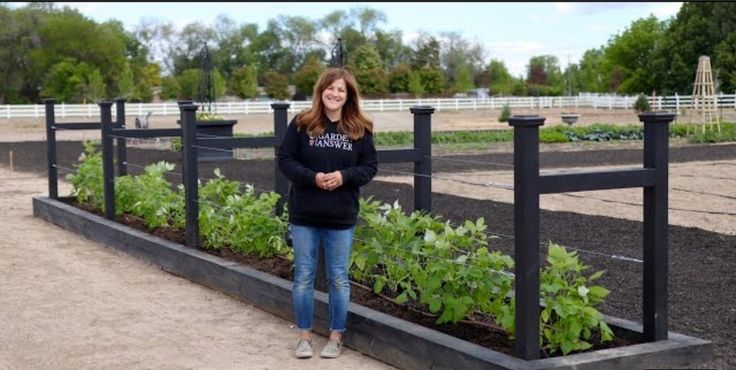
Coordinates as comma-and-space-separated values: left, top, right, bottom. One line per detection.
315, 171, 343, 191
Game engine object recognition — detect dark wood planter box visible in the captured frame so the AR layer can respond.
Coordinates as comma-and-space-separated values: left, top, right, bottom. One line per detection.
33, 196, 712, 370
177, 119, 238, 161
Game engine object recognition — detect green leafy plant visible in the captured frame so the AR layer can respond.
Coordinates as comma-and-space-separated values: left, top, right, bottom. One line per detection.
68, 152, 617, 356
197, 112, 225, 121
538, 243, 613, 355
498, 104, 511, 122
633, 94, 651, 113
67, 141, 104, 209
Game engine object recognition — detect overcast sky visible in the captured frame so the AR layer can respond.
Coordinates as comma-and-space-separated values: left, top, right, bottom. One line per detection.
9, 2, 682, 76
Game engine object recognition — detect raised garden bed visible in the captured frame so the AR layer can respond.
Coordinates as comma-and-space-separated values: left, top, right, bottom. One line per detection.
33, 195, 712, 370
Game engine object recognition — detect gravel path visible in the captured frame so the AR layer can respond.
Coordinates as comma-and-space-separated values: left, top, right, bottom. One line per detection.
0, 166, 394, 370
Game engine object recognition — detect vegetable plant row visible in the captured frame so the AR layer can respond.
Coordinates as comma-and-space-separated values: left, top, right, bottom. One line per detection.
68, 142, 613, 355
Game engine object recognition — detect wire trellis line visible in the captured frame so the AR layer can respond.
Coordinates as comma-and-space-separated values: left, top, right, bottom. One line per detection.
427, 155, 515, 169
377, 167, 515, 191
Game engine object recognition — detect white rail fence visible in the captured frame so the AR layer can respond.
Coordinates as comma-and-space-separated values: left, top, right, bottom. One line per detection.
3, 94, 736, 119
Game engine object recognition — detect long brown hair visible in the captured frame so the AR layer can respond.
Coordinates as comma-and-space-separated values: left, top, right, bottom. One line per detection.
295, 68, 373, 140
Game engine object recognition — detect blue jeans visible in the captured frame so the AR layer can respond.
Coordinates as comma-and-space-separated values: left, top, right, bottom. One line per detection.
290, 224, 354, 333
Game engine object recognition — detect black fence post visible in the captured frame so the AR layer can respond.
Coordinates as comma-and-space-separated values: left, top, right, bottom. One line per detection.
44, 99, 58, 199
181, 104, 200, 248
410, 106, 435, 213
508, 115, 546, 360
271, 102, 290, 215
640, 111, 675, 342
100, 101, 115, 221
114, 98, 128, 176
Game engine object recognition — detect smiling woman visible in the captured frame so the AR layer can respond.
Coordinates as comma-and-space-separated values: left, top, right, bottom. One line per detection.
277, 67, 377, 359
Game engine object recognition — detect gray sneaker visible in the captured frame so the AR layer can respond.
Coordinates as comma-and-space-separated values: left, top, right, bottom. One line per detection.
294, 338, 313, 359
320, 340, 343, 358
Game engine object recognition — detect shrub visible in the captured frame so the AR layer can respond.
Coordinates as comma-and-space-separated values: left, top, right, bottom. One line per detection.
633, 94, 651, 113
498, 104, 511, 122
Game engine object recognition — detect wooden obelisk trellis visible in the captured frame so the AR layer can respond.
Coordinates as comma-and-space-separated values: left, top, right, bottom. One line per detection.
691, 55, 720, 132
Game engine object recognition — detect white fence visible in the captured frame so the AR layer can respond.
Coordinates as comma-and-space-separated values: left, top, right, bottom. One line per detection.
3, 94, 736, 119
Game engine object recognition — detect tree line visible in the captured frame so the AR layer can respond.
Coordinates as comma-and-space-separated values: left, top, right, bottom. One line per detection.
1, 2, 735, 104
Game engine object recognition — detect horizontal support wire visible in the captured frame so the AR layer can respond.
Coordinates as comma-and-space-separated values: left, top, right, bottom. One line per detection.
427, 155, 515, 169
674, 173, 736, 181
377, 167, 515, 190
556, 192, 736, 216
191, 145, 236, 154
672, 186, 736, 201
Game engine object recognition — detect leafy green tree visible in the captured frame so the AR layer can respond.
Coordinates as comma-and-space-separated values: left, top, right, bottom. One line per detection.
526, 55, 563, 96
21, 4, 128, 103
388, 63, 411, 93
168, 22, 217, 75
714, 32, 736, 92
176, 69, 199, 99
0, 5, 23, 103
487, 59, 513, 96
350, 7, 387, 40
41, 58, 89, 102
375, 30, 411, 69
439, 31, 485, 90
348, 44, 388, 96
407, 70, 424, 97
293, 56, 324, 99
419, 67, 445, 96
577, 48, 607, 93
118, 62, 135, 99
654, 2, 736, 94
87, 68, 106, 102
140, 63, 162, 89
271, 15, 319, 71
160, 75, 180, 100
412, 34, 441, 70
132, 78, 152, 102
229, 66, 259, 99
603, 15, 666, 94
176, 68, 225, 101
263, 70, 290, 100
454, 64, 474, 93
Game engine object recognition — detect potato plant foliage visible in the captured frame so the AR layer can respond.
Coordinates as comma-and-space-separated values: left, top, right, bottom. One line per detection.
69, 143, 613, 355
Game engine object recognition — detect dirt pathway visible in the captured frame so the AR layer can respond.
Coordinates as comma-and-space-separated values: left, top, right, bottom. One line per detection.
0, 166, 394, 370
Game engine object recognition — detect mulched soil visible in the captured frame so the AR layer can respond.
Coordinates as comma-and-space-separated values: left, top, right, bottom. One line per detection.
3, 140, 734, 369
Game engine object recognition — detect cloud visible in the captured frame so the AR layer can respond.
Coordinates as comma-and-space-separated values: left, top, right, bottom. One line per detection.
649, 2, 682, 18
554, 2, 647, 15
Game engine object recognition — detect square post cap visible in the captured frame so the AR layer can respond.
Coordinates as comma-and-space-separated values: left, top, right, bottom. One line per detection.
508, 115, 546, 127
638, 111, 676, 123
270, 102, 291, 109
410, 106, 436, 114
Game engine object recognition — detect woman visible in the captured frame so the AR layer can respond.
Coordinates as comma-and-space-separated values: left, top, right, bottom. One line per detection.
277, 68, 377, 359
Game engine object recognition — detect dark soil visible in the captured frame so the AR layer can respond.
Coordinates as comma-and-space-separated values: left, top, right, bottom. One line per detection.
4, 140, 734, 369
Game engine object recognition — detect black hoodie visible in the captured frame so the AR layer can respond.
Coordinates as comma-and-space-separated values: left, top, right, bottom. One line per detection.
277, 116, 377, 229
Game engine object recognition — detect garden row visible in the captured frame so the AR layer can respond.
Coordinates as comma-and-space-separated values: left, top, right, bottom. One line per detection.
69, 141, 613, 356
36, 100, 711, 369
